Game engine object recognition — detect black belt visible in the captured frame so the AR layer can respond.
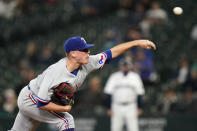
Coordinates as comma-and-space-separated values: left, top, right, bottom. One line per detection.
117, 102, 132, 105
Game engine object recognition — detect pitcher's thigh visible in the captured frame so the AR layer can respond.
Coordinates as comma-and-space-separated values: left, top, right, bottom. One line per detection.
23, 107, 75, 130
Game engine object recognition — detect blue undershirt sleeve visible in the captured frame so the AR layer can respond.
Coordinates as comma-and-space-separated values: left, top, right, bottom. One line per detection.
137, 95, 143, 109
37, 101, 50, 108
104, 49, 112, 64
105, 94, 112, 109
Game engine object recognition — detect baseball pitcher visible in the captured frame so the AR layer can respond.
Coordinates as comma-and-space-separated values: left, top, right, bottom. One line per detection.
10, 36, 156, 131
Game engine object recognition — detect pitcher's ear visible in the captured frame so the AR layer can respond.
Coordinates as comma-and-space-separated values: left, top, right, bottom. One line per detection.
69, 51, 77, 58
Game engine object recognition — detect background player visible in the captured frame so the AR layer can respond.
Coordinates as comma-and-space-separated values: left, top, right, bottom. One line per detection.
104, 57, 145, 131
10, 36, 156, 131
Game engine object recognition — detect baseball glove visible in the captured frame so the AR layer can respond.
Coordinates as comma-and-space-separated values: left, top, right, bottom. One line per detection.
51, 82, 74, 106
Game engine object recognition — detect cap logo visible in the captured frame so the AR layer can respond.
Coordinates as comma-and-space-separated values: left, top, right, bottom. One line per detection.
81, 37, 86, 43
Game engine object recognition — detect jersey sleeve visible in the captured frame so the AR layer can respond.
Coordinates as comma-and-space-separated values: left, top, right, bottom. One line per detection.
36, 70, 54, 107
135, 74, 145, 95
104, 74, 115, 95
86, 49, 112, 72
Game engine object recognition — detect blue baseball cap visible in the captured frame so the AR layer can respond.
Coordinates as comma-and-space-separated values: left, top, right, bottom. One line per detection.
64, 36, 94, 53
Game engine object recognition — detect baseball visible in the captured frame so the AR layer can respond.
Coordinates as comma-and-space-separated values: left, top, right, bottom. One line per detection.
173, 7, 183, 15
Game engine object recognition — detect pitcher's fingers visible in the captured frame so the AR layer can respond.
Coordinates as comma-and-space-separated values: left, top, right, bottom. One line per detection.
148, 41, 156, 50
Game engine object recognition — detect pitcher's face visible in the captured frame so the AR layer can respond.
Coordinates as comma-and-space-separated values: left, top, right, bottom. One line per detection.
75, 49, 90, 64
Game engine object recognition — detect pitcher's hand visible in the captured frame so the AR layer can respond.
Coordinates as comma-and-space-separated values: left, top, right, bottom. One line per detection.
134, 40, 156, 50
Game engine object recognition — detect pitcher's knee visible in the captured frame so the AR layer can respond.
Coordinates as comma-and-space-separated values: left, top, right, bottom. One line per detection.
58, 119, 74, 131
55, 112, 75, 130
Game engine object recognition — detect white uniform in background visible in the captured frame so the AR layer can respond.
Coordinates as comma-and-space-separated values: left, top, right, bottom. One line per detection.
104, 70, 144, 131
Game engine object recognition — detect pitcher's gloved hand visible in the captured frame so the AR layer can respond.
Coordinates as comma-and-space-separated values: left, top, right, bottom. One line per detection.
51, 83, 74, 106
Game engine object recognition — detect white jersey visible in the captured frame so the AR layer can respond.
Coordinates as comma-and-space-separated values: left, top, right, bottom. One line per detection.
104, 71, 144, 104
29, 52, 108, 104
